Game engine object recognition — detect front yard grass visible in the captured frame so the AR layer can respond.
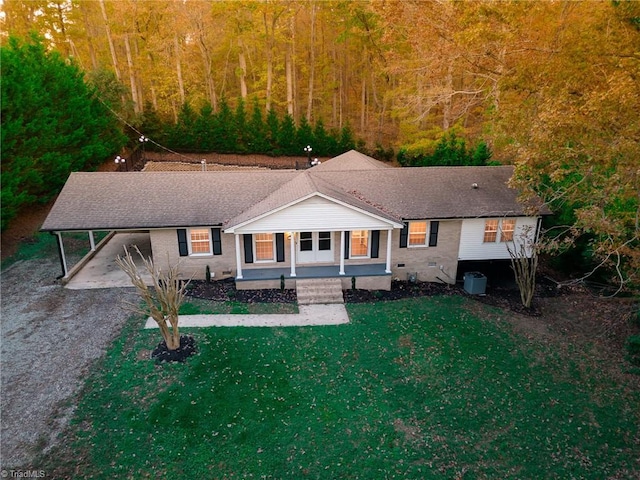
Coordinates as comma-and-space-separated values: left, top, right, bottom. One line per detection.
46, 296, 639, 479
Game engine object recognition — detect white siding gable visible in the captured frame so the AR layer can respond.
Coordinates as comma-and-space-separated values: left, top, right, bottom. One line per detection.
458, 217, 538, 260
229, 195, 396, 234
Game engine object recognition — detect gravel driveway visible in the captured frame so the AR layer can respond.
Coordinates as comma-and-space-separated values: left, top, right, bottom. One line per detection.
1, 257, 136, 468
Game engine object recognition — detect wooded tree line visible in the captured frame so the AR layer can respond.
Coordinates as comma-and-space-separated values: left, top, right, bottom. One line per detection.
1, 0, 639, 288
145, 98, 355, 156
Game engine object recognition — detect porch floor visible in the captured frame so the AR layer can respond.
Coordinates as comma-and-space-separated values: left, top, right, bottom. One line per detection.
238, 263, 390, 282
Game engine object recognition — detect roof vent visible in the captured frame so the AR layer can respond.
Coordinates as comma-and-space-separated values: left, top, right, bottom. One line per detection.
472, 183, 479, 189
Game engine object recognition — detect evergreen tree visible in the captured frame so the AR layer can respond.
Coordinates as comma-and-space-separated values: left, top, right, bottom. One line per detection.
265, 108, 280, 155
313, 119, 332, 157
1, 34, 126, 230
139, 103, 166, 151
195, 104, 216, 151
247, 98, 269, 154
431, 131, 467, 166
212, 97, 237, 153
338, 124, 356, 153
471, 141, 491, 166
278, 114, 297, 156
167, 103, 198, 151
234, 97, 248, 153
295, 116, 314, 154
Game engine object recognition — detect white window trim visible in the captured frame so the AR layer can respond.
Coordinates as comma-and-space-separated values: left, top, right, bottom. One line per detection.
499, 219, 516, 243
350, 230, 370, 259
253, 233, 276, 263
188, 228, 213, 256
483, 218, 517, 243
408, 221, 429, 248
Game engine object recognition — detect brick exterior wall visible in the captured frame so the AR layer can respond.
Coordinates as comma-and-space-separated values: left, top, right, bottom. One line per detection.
150, 222, 462, 285
150, 229, 238, 281
390, 220, 462, 284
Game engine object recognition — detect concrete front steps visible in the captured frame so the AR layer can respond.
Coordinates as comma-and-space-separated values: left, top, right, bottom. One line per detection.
296, 278, 345, 305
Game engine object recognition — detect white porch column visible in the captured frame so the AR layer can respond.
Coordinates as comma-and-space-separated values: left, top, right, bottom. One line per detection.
339, 230, 345, 275
88, 230, 96, 251
385, 229, 393, 273
289, 232, 296, 277
234, 234, 243, 279
56, 232, 68, 277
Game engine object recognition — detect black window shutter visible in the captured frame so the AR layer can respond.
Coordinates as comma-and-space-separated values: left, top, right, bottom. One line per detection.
177, 229, 188, 256
399, 222, 409, 248
276, 233, 285, 262
211, 228, 222, 255
344, 231, 350, 259
371, 230, 380, 258
429, 221, 439, 247
243, 234, 253, 263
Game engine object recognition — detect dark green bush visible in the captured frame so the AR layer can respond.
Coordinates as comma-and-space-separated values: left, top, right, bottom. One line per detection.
625, 334, 640, 366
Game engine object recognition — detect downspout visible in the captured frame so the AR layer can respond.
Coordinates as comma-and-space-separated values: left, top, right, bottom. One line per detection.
50, 231, 67, 279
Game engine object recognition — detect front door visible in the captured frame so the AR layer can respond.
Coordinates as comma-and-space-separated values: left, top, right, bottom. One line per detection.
297, 231, 333, 263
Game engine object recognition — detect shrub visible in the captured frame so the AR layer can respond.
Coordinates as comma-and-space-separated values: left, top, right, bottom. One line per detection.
625, 335, 640, 366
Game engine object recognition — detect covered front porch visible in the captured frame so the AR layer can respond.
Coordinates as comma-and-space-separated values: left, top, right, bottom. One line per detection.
236, 263, 392, 290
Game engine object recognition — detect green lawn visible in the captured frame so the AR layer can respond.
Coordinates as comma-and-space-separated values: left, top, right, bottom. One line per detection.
45, 296, 639, 479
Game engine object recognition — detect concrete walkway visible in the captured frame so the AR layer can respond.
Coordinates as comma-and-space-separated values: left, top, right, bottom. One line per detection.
144, 304, 349, 328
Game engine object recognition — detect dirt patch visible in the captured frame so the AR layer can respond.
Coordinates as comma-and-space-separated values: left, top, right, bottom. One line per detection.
0, 258, 137, 469
144, 152, 329, 170
142, 161, 270, 172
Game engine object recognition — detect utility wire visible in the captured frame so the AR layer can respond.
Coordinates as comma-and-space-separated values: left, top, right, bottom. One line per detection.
94, 94, 206, 163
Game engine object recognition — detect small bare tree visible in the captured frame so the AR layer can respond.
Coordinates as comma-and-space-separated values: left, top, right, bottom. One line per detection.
506, 224, 540, 309
115, 246, 190, 350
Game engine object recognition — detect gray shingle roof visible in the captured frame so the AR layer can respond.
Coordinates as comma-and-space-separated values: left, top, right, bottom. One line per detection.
41, 150, 545, 232
41, 170, 297, 231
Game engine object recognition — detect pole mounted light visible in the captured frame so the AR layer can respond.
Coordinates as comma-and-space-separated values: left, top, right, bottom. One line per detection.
138, 135, 149, 165
304, 145, 312, 167
115, 155, 127, 171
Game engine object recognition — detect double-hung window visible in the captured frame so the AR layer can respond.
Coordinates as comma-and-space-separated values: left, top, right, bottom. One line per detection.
350, 230, 369, 257
483, 220, 499, 243
484, 219, 516, 243
408, 221, 428, 247
189, 228, 212, 255
500, 219, 516, 242
254, 233, 275, 261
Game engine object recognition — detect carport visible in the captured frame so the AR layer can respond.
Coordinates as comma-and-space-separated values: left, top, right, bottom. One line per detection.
53, 231, 152, 289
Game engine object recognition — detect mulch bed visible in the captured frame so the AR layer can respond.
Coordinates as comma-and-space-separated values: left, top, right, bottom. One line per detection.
186, 276, 557, 316
151, 335, 197, 363
187, 278, 297, 304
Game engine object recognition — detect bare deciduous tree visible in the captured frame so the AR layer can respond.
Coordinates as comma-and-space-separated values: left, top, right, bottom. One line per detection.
115, 246, 190, 350
506, 224, 540, 309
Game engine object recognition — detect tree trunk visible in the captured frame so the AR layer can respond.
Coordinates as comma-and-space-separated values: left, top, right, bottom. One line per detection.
306, 3, 316, 122
443, 61, 453, 130
98, 0, 121, 81
79, 2, 99, 70
286, 46, 294, 116
174, 34, 185, 105
124, 34, 140, 114
360, 71, 366, 133
198, 40, 218, 111
264, 12, 273, 112
238, 37, 248, 99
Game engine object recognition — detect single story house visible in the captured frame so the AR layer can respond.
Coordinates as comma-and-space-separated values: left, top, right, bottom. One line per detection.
41, 150, 547, 290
